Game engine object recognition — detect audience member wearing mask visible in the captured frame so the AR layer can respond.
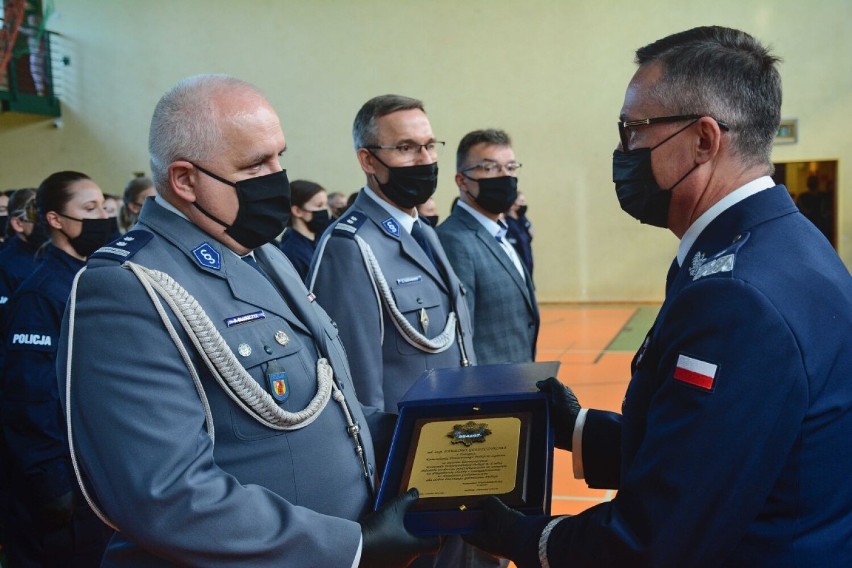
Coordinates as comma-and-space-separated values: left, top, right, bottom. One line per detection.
0, 171, 115, 567
118, 176, 157, 233
278, 179, 331, 282
504, 190, 533, 277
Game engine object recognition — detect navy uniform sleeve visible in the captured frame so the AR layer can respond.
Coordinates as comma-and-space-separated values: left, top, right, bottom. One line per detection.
59, 265, 361, 567
544, 278, 807, 566
2, 289, 72, 503
310, 235, 386, 413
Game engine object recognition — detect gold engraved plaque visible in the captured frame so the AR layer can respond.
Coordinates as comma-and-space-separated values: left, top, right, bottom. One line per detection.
400, 412, 532, 511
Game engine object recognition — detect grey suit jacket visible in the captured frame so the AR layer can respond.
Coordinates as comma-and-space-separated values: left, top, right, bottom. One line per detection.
58, 200, 374, 567
437, 205, 539, 365
308, 189, 476, 413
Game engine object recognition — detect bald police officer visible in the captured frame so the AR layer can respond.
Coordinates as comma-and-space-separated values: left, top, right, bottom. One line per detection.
58, 75, 437, 567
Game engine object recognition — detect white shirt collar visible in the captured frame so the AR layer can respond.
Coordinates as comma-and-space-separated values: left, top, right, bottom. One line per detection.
363, 186, 418, 234
457, 200, 504, 239
155, 194, 188, 220
677, 176, 775, 266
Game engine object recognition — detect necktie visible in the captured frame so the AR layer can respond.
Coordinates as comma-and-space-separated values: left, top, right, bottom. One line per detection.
410, 222, 437, 267
242, 254, 277, 288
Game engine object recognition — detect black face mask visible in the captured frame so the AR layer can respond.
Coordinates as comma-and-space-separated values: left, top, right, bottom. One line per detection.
517, 205, 528, 217
424, 215, 440, 227
59, 215, 118, 257
369, 151, 438, 209
0, 216, 7, 235
465, 175, 518, 215
305, 208, 331, 236
25, 220, 49, 250
192, 164, 291, 250
612, 120, 699, 227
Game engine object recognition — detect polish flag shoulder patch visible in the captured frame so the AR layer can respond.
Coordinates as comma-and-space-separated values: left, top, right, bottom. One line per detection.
673, 354, 718, 391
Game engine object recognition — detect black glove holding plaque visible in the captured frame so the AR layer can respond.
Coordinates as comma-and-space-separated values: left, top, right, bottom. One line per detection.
359, 488, 441, 568
536, 376, 581, 451
463, 496, 552, 568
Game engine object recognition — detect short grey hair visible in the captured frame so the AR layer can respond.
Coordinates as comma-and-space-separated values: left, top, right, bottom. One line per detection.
635, 26, 782, 169
352, 94, 425, 150
148, 74, 262, 191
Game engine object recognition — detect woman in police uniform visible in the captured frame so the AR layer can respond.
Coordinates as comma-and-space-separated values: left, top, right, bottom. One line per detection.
278, 179, 331, 282
1, 171, 115, 567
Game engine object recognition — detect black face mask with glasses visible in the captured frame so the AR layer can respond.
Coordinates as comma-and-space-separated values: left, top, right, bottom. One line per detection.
363, 141, 445, 209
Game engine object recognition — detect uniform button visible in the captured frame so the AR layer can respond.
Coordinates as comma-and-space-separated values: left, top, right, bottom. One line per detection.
416, 297, 423, 304
264, 345, 273, 355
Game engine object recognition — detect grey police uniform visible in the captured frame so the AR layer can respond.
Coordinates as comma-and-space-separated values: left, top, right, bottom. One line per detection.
308, 189, 476, 414
58, 198, 376, 567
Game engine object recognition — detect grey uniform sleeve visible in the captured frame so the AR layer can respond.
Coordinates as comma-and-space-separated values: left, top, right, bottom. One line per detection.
311, 236, 386, 413
60, 266, 361, 567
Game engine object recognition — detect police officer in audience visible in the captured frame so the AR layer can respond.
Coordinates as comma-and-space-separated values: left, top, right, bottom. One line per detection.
437, 129, 538, 367
328, 191, 349, 220
0, 188, 42, 319
504, 190, 534, 277
118, 175, 157, 233
464, 26, 852, 567
2, 171, 115, 567
58, 74, 437, 567
278, 179, 331, 282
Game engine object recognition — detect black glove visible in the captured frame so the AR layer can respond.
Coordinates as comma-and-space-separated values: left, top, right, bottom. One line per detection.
463, 496, 551, 568
38, 490, 75, 532
359, 488, 441, 568
537, 376, 581, 451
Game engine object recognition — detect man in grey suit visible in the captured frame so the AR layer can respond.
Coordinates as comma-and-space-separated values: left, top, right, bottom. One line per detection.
437, 129, 539, 365
57, 75, 437, 567
308, 95, 476, 415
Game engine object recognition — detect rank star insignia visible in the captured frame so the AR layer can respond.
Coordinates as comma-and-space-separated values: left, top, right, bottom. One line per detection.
689, 251, 706, 278
274, 330, 290, 346
447, 421, 492, 446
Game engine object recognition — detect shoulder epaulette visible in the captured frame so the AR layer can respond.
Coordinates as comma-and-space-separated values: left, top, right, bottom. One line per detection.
688, 232, 750, 282
332, 210, 368, 239
89, 230, 153, 263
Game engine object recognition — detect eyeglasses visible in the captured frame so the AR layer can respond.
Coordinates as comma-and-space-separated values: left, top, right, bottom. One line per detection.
363, 141, 445, 158
618, 114, 730, 150
461, 161, 523, 175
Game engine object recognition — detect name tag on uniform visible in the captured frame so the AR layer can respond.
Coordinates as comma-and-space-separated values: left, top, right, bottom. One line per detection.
225, 310, 266, 327
396, 275, 422, 286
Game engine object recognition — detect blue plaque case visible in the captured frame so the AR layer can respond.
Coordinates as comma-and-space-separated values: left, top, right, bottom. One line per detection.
374, 361, 560, 535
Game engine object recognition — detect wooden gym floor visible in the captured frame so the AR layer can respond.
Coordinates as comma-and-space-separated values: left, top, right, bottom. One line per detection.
505, 303, 659, 567
537, 304, 660, 516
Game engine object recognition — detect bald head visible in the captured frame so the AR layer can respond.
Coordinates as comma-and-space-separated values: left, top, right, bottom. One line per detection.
148, 74, 268, 193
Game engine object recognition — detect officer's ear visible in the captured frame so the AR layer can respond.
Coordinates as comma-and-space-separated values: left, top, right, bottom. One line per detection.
357, 148, 379, 176
169, 161, 199, 204
694, 117, 723, 164
45, 210, 64, 231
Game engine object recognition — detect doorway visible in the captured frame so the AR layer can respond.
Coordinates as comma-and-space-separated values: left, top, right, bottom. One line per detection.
772, 160, 838, 248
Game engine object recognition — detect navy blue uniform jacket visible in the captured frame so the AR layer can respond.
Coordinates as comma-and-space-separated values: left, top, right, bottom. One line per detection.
278, 228, 316, 283
1, 244, 83, 503
549, 186, 852, 566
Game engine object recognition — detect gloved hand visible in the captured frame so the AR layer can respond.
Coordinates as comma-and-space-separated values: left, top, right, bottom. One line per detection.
359, 488, 441, 568
38, 490, 75, 532
537, 376, 581, 451
463, 496, 551, 568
